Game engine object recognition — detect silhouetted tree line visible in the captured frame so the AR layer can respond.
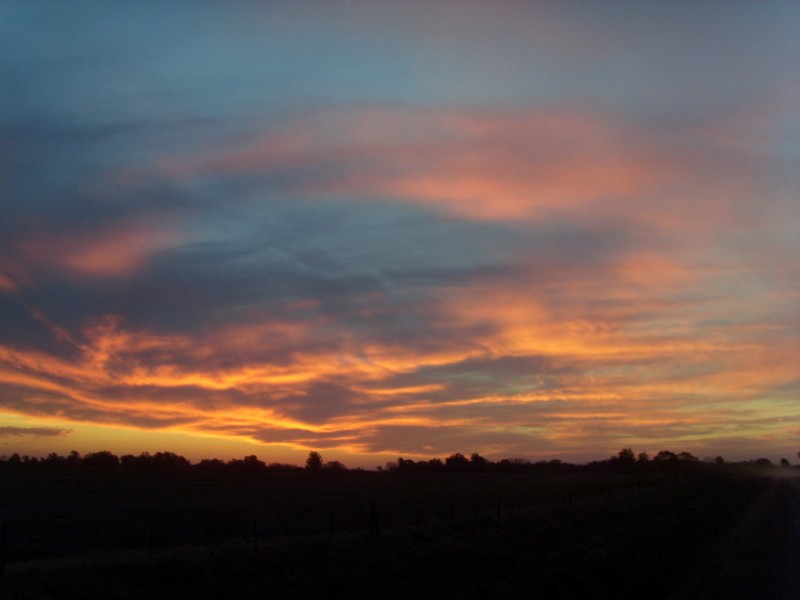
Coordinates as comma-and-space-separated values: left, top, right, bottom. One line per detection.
0, 451, 300, 473
0, 448, 795, 473
387, 448, 796, 474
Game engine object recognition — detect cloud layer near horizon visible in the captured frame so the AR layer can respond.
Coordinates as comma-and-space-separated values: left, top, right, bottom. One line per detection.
1, 2, 798, 462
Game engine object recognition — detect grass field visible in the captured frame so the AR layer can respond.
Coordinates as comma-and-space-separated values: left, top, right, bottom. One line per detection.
1, 467, 797, 598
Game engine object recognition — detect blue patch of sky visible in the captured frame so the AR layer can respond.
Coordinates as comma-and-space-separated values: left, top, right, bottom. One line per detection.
1, 3, 414, 130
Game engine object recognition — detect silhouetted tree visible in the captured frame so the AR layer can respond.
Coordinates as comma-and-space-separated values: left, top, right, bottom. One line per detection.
651, 450, 679, 471
44, 452, 65, 467
428, 458, 444, 470
152, 452, 191, 470
470, 453, 488, 471
266, 462, 301, 471
445, 453, 470, 471
546, 459, 564, 473
120, 452, 189, 470
195, 458, 226, 472
226, 456, 265, 472
306, 451, 323, 471
611, 448, 636, 470
66, 450, 81, 466
654, 450, 678, 462
120, 454, 139, 469
496, 458, 530, 472
83, 451, 119, 468
324, 460, 346, 471
780, 458, 791, 468
617, 448, 635, 462
242, 455, 266, 472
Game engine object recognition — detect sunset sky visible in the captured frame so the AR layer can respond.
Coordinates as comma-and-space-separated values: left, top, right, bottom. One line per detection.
1, 2, 798, 467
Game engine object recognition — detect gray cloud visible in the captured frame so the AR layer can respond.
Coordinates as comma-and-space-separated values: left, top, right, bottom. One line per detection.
0, 426, 71, 437
354, 424, 542, 456
382, 355, 578, 400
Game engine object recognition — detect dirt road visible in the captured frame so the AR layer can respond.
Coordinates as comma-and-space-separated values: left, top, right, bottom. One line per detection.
674, 473, 800, 599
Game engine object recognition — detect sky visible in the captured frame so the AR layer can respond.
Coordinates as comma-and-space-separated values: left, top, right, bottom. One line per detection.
1, 1, 798, 467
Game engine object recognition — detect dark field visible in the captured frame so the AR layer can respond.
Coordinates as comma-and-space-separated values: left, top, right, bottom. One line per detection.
1, 467, 798, 599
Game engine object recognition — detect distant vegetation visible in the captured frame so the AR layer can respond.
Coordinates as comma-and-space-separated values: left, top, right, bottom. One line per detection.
1, 447, 797, 598
0, 447, 794, 473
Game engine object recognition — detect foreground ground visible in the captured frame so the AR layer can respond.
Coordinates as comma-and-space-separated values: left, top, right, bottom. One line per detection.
0, 467, 797, 598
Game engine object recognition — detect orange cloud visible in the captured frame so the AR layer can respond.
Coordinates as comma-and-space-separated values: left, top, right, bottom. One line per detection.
0, 271, 16, 294
20, 223, 182, 278
2, 243, 797, 461
161, 105, 737, 226
1, 103, 795, 462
